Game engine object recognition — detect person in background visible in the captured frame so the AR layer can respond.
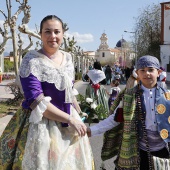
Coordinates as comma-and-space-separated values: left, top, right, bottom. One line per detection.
87, 55, 170, 170
0, 15, 95, 170
86, 61, 109, 113
89, 64, 93, 70
114, 72, 121, 82
105, 65, 112, 85
158, 66, 167, 89
105, 79, 121, 109
125, 67, 131, 81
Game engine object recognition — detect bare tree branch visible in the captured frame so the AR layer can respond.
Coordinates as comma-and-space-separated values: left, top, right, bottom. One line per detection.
35, 41, 41, 50
21, 2, 31, 24
0, 21, 12, 51
0, 10, 7, 19
18, 24, 41, 39
7, 0, 12, 22
16, 0, 22, 5
0, 47, 5, 55
23, 35, 33, 53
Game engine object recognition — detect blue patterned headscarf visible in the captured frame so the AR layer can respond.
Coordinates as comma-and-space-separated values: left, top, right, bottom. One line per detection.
136, 55, 160, 70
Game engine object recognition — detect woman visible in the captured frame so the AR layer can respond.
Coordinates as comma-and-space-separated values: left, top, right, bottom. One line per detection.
0, 15, 95, 170
86, 61, 109, 115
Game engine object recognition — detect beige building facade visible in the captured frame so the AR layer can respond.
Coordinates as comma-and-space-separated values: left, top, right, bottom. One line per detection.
94, 32, 134, 68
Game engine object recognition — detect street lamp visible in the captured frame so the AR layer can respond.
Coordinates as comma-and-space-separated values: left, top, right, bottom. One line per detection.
124, 30, 137, 67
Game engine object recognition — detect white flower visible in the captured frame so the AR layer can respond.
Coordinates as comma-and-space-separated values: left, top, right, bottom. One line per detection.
86, 98, 93, 103
90, 102, 97, 109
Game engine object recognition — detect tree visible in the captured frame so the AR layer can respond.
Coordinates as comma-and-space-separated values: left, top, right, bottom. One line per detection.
134, 3, 161, 60
0, 0, 88, 81
0, 0, 41, 76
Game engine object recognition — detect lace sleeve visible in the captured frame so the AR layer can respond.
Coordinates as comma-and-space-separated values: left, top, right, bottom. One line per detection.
29, 96, 51, 124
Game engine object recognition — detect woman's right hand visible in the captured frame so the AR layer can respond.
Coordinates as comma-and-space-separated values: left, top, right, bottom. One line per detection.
69, 117, 87, 137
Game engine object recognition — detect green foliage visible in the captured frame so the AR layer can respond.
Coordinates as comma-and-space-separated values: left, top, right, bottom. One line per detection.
0, 101, 20, 117
76, 94, 108, 124
4, 60, 14, 72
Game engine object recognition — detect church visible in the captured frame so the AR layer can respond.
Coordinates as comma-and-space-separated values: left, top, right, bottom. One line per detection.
85, 32, 135, 68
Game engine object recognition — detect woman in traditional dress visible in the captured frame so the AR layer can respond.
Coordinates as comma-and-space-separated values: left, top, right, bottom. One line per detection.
85, 61, 109, 115
0, 15, 95, 170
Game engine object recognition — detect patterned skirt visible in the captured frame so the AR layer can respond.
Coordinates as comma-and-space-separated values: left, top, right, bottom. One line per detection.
0, 106, 95, 170
85, 84, 109, 113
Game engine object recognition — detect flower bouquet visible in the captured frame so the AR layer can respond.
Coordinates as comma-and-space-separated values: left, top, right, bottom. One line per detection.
76, 94, 109, 125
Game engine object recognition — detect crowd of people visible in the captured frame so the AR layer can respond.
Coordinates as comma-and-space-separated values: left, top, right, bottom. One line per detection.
0, 14, 170, 170
83, 63, 134, 86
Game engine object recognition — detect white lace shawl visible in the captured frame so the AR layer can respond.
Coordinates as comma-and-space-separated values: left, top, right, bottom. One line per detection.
87, 69, 106, 84
19, 50, 74, 104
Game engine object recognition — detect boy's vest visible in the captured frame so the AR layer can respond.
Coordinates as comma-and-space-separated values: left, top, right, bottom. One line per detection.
155, 87, 170, 142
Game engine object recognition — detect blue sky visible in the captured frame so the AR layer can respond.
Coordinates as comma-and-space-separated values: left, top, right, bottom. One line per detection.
0, 0, 168, 53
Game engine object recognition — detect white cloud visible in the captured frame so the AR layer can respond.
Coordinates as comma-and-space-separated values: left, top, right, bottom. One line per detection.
65, 31, 94, 44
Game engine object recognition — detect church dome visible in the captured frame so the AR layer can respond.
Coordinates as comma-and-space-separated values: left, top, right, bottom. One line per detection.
116, 38, 127, 47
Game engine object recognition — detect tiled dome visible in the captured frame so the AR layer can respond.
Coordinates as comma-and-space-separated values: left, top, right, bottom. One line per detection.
116, 38, 127, 47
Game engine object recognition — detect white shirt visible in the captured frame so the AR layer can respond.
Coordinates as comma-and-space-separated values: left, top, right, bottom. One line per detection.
141, 85, 157, 131
90, 85, 157, 136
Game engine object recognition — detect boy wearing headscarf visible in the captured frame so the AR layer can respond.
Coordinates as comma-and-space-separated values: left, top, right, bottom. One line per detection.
87, 55, 170, 170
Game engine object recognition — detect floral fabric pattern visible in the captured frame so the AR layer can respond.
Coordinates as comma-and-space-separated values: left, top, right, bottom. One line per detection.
22, 106, 95, 170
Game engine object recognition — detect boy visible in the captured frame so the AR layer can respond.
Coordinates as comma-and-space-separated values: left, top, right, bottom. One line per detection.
87, 55, 170, 170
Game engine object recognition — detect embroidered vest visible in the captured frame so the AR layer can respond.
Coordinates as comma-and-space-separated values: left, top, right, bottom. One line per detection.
155, 87, 170, 142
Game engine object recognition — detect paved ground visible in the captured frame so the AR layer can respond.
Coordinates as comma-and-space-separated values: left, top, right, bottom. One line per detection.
0, 79, 15, 101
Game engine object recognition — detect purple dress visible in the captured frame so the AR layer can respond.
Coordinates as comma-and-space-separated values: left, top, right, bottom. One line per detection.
18, 50, 95, 169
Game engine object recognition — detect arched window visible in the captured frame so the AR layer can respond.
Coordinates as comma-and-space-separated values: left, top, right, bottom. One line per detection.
102, 52, 105, 57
